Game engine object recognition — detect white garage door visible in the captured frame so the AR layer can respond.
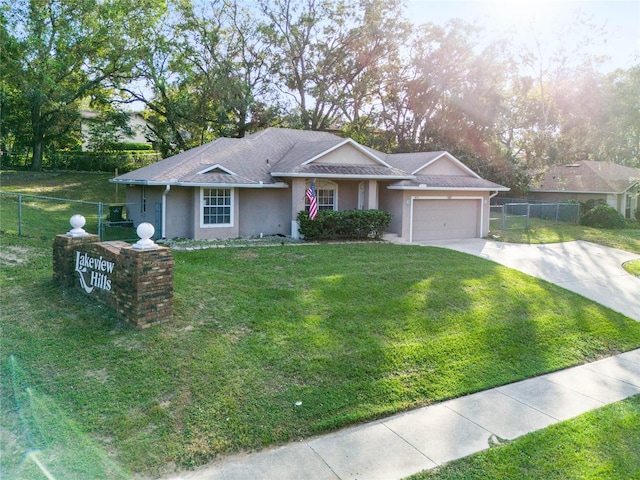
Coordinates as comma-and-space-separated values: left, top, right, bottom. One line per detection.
412, 199, 480, 242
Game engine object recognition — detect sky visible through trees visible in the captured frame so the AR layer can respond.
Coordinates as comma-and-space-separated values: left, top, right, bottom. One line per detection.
1, 0, 638, 191
407, 0, 639, 73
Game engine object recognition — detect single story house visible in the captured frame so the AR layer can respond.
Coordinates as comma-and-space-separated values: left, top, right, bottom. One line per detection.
529, 161, 640, 219
111, 128, 509, 242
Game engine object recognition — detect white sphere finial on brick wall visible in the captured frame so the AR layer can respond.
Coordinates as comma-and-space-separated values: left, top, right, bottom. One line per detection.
67, 214, 88, 237
133, 222, 158, 250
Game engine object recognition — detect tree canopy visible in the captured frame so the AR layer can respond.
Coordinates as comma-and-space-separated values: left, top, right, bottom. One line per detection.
1, 0, 638, 185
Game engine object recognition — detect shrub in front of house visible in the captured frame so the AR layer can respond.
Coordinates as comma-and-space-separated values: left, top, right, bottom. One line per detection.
579, 204, 626, 229
297, 209, 392, 241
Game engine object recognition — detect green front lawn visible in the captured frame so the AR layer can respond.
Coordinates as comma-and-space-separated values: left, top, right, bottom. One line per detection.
3, 171, 640, 478
2, 238, 640, 478
410, 395, 640, 480
494, 218, 640, 254
0, 171, 120, 201
0, 171, 134, 241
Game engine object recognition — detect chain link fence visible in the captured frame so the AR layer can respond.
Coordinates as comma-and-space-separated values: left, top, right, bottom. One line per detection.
0, 192, 161, 241
490, 199, 580, 232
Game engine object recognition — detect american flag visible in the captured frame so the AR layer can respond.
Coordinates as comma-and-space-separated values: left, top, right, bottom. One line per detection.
306, 180, 318, 220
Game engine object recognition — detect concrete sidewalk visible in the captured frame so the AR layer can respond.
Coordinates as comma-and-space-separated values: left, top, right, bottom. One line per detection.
166, 349, 640, 480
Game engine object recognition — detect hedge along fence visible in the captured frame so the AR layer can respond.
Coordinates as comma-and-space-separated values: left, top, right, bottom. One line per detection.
297, 209, 392, 241
0, 150, 161, 173
580, 204, 627, 229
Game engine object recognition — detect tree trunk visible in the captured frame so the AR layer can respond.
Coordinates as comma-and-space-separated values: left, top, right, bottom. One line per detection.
31, 134, 44, 171
31, 104, 44, 171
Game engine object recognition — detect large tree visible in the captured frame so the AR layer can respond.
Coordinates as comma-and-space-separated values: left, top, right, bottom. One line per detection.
598, 65, 640, 167
0, 8, 30, 157
377, 20, 506, 154
2, 0, 164, 170
123, 0, 281, 155
496, 9, 614, 168
257, 0, 408, 131
257, 0, 350, 130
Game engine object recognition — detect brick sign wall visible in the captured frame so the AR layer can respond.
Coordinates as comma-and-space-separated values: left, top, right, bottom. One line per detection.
53, 234, 174, 328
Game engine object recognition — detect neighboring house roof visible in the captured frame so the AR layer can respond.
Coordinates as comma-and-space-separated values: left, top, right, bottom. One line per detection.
112, 127, 509, 191
531, 161, 640, 194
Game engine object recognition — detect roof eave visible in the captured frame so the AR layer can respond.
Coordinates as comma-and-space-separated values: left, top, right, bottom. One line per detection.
188, 182, 289, 188
109, 179, 289, 188
110, 178, 155, 185
387, 185, 510, 191
530, 188, 621, 195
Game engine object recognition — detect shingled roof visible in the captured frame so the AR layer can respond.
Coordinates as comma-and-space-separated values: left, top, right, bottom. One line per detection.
113, 128, 340, 187
112, 128, 507, 191
531, 161, 640, 194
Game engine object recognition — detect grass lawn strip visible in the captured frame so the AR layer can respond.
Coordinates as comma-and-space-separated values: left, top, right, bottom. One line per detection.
495, 218, 640, 254
2, 237, 640, 477
624, 259, 640, 277
410, 394, 640, 480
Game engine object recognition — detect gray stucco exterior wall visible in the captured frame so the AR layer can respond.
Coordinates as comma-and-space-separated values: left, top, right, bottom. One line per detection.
125, 185, 163, 235
334, 180, 359, 210
239, 188, 291, 237
378, 183, 403, 236
165, 187, 193, 239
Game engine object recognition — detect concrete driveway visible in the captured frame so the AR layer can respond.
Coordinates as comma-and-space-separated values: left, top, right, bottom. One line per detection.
423, 239, 640, 322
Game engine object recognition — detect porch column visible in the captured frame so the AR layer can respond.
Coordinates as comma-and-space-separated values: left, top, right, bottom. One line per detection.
366, 180, 378, 210
291, 178, 306, 239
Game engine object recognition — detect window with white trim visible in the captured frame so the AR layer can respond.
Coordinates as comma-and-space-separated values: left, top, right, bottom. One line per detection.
201, 188, 233, 226
305, 180, 338, 212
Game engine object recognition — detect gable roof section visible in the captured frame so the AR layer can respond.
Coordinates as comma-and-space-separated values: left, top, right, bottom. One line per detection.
385, 151, 481, 178
268, 139, 345, 173
196, 164, 236, 175
302, 138, 390, 167
531, 161, 640, 194
271, 139, 410, 179
384, 151, 507, 191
